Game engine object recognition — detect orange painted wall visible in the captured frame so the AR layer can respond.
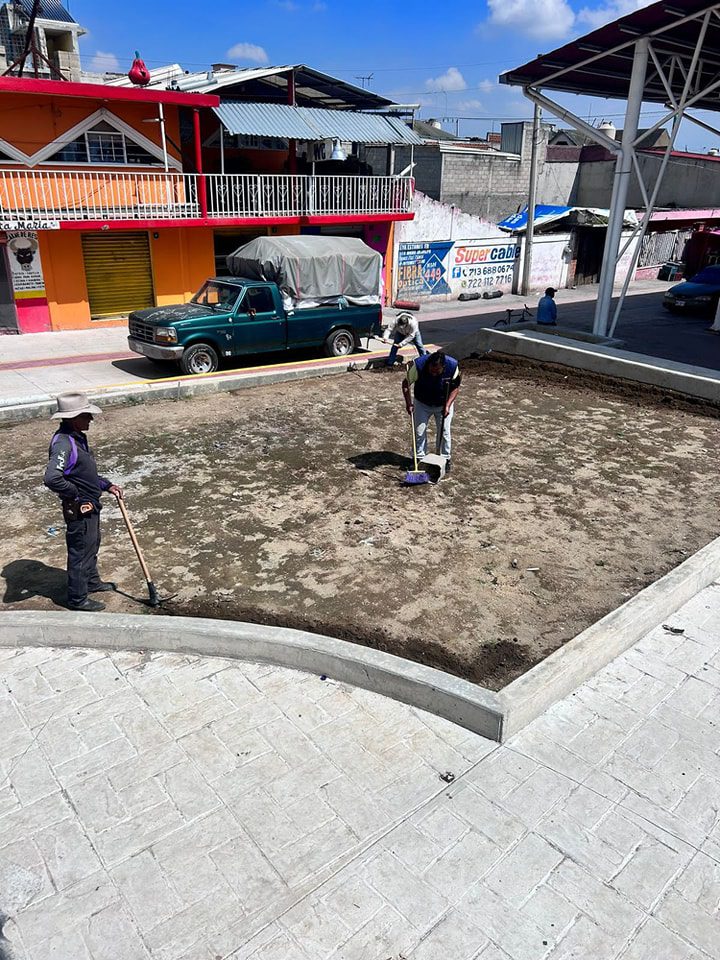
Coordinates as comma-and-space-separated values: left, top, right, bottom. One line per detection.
151, 228, 214, 306
0, 93, 181, 161
40, 227, 215, 331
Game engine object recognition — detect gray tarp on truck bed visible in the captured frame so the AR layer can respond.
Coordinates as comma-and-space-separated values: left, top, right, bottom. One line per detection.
226, 236, 382, 309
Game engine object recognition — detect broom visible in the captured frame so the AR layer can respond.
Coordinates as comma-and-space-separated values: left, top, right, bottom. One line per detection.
404, 406, 430, 485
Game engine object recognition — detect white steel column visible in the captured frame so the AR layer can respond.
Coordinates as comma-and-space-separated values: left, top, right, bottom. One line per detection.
521, 101, 541, 297
592, 37, 649, 336
158, 103, 169, 173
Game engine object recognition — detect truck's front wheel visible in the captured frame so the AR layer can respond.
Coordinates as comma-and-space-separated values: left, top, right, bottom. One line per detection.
180, 343, 219, 375
324, 328, 356, 357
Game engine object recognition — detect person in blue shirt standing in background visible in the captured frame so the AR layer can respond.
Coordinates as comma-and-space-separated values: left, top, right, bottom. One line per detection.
537, 287, 558, 325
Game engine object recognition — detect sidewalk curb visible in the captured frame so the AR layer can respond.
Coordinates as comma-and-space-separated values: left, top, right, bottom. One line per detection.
0, 346, 403, 425
0, 611, 505, 741
449, 326, 720, 401
2, 535, 719, 742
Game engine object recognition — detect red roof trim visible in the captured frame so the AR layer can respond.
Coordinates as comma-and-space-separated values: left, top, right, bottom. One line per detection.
58, 213, 414, 230
0, 76, 219, 108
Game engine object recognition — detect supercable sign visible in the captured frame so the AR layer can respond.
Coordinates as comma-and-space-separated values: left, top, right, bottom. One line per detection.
449, 240, 520, 295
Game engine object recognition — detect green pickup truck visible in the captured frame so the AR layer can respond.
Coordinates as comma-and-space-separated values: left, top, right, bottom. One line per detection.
127, 277, 381, 375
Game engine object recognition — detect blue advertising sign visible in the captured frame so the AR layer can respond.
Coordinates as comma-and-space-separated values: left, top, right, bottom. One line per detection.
397, 241, 453, 297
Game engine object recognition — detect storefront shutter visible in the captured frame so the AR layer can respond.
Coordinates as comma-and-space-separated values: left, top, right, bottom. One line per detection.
81, 232, 154, 318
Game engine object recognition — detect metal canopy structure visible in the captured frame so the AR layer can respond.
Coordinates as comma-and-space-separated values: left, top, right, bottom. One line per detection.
500, 0, 720, 337
109, 64, 395, 112
213, 102, 422, 145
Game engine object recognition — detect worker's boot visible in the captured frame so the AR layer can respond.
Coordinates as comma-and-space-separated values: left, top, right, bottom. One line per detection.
69, 598, 106, 612
89, 581, 116, 593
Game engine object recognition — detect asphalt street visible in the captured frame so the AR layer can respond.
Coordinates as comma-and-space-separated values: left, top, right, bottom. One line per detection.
423, 291, 720, 373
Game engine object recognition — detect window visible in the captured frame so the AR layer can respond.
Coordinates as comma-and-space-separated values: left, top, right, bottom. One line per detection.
87, 130, 125, 164
242, 287, 275, 314
191, 280, 241, 311
48, 121, 159, 166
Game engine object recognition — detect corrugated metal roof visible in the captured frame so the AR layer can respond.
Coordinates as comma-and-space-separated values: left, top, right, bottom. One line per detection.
17, 0, 76, 23
214, 102, 422, 145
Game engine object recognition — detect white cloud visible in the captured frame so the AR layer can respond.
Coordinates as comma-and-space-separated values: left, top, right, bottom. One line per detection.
227, 42, 269, 64
478, 79, 496, 93
486, 0, 575, 39
457, 98, 484, 111
577, 0, 653, 30
89, 50, 120, 72
425, 67, 467, 93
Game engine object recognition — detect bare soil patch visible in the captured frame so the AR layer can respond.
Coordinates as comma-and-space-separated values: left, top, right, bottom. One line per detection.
1, 356, 718, 690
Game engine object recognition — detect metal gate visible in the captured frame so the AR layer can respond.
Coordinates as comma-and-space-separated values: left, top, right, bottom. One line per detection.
82, 232, 154, 319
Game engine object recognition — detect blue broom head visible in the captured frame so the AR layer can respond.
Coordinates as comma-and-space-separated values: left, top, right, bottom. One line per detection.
405, 470, 430, 485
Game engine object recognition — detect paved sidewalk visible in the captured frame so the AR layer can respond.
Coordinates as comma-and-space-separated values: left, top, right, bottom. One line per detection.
1, 581, 719, 959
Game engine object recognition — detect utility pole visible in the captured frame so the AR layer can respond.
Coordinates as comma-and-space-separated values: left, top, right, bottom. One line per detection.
355, 73, 374, 89
521, 101, 541, 297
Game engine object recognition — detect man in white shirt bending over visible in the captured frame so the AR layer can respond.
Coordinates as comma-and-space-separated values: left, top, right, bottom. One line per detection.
381, 312, 427, 367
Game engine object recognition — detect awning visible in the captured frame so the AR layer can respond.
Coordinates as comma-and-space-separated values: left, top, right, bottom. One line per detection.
499, 205, 639, 232
214, 102, 422, 145
498, 205, 572, 232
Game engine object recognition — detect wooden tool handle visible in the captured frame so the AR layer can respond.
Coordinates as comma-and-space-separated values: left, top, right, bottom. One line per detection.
117, 497, 153, 584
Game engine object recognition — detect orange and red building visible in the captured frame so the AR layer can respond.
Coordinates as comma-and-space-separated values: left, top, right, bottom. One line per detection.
0, 65, 417, 333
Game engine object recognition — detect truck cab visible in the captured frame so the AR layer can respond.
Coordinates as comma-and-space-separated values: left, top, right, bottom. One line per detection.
128, 277, 380, 375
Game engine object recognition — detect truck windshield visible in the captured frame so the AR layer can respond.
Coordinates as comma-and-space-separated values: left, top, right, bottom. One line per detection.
192, 281, 240, 311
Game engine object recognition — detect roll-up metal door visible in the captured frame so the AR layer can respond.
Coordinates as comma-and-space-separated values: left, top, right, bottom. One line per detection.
82, 232, 154, 318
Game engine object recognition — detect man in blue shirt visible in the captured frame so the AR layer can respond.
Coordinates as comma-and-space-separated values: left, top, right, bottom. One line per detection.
537, 287, 558, 325
402, 351, 461, 473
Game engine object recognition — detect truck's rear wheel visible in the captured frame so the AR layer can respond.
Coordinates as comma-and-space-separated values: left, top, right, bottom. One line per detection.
324, 328, 356, 357
180, 343, 219, 375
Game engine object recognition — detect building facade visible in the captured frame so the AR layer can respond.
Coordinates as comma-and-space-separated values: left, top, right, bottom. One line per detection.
0, 65, 416, 333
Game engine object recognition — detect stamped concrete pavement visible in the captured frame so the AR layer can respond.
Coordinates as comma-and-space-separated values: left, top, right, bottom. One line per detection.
1, 582, 719, 960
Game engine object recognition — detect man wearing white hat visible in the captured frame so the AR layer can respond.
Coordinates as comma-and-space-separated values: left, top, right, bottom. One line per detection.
44, 392, 124, 611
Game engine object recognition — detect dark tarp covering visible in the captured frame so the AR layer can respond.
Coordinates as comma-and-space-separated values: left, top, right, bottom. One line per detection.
226, 235, 382, 307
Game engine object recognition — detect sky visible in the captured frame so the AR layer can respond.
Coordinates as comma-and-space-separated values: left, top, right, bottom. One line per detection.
68, 0, 719, 152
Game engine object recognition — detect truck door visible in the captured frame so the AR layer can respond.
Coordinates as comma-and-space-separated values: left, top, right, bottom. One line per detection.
232, 286, 286, 355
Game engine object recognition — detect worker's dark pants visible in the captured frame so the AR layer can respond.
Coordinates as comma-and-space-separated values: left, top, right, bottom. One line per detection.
65, 511, 102, 607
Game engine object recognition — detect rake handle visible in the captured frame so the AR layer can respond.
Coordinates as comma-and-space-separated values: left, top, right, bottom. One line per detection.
116, 496, 153, 585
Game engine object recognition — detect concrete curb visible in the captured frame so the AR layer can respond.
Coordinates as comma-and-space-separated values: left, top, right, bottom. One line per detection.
0, 355, 364, 425
0, 611, 505, 742
2, 536, 719, 742
498, 535, 720, 736
449, 326, 720, 403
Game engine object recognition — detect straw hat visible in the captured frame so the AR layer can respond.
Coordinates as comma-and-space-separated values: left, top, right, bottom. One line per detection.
51, 392, 102, 420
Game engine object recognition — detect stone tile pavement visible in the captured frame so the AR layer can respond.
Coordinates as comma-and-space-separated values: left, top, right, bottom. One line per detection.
1, 583, 719, 959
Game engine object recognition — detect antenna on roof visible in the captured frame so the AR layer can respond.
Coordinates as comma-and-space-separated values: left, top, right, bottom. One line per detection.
355, 73, 374, 89
2, 0, 68, 79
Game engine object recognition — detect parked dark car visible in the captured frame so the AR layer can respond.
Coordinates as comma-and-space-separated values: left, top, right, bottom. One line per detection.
663, 264, 720, 315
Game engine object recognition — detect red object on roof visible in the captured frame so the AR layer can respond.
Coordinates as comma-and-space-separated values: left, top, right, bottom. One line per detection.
0, 75, 219, 108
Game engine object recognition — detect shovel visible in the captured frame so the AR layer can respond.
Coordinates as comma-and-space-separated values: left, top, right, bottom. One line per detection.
116, 496, 170, 607
404, 406, 430, 486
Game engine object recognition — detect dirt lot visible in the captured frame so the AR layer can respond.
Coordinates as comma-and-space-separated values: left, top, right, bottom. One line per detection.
1, 356, 719, 690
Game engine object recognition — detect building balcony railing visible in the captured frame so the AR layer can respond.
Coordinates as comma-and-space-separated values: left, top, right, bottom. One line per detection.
0, 169, 414, 223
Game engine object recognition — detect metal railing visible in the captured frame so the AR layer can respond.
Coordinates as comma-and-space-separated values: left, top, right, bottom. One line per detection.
0, 169, 200, 221
205, 173, 414, 218
0, 169, 414, 222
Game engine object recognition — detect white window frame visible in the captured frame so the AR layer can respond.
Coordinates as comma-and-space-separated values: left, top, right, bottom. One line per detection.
29, 108, 182, 170
0, 137, 30, 164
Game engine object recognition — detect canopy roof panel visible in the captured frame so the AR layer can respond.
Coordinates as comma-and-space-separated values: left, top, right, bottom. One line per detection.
500, 1, 720, 111
214, 102, 422, 144
109, 63, 396, 112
